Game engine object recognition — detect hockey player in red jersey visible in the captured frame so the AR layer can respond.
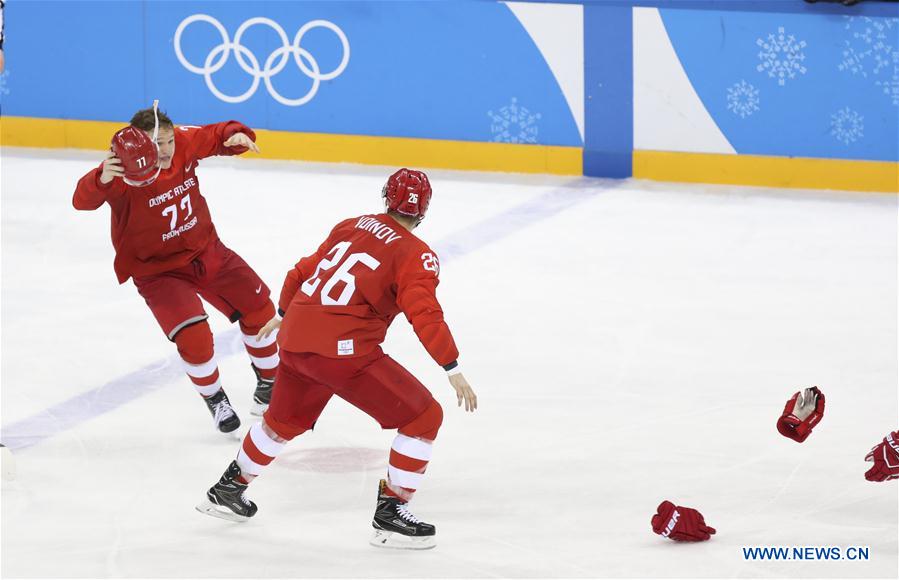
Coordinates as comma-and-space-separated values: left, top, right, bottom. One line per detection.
73, 103, 279, 435
198, 168, 477, 550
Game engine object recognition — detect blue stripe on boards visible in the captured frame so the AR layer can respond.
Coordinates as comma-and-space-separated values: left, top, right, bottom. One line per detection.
583, 5, 632, 178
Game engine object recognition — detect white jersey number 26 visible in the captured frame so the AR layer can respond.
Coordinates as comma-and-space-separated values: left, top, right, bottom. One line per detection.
301, 241, 381, 306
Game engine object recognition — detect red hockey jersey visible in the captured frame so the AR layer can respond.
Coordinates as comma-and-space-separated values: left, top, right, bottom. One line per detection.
278, 214, 459, 368
73, 121, 254, 283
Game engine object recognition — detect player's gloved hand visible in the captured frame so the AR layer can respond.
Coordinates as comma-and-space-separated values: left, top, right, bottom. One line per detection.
651, 501, 716, 542
99, 150, 125, 185
776, 387, 825, 443
864, 430, 899, 482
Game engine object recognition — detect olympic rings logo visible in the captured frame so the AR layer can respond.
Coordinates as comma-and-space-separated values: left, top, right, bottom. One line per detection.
174, 14, 350, 106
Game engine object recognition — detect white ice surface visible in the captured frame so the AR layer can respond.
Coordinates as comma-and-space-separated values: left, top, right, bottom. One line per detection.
1, 147, 897, 578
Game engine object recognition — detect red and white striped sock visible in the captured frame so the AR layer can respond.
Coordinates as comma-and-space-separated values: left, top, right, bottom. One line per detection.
385, 401, 442, 501
387, 434, 434, 502
242, 329, 279, 383
236, 422, 287, 482
181, 356, 222, 397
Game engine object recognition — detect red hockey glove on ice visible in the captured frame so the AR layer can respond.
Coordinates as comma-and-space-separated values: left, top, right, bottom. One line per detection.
651, 501, 716, 542
776, 387, 825, 443
864, 430, 899, 482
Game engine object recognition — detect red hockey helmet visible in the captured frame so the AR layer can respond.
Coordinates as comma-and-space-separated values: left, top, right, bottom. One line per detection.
111, 126, 160, 187
382, 168, 432, 222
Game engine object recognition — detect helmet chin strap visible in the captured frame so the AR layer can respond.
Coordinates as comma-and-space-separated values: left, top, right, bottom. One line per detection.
152, 99, 160, 144
145, 99, 162, 184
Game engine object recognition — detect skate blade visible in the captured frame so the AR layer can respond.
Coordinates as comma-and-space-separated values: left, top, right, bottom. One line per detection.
249, 402, 268, 416
369, 529, 436, 550
196, 499, 251, 523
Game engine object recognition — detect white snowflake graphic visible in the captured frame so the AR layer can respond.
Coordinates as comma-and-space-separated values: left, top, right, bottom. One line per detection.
839, 16, 897, 77
756, 26, 808, 86
838, 16, 899, 106
0, 70, 9, 97
874, 52, 899, 106
830, 107, 864, 145
726, 80, 760, 118
487, 98, 542, 144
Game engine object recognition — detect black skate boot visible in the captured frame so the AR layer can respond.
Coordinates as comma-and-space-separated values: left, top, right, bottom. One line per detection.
196, 460, 258, 522
250, 364, 273, 417
203, 389, 241, 435
370, 479, 436, 550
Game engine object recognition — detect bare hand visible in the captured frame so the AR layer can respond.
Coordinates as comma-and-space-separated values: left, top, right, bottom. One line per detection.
791, 387, 818, 421
449, 372, 477, 412
255, 316, 281, 341
223, 132, 260, 154
99, 150, 124, 184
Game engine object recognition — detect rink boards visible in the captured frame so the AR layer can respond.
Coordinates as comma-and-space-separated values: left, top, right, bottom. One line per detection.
1, 0, 897, 190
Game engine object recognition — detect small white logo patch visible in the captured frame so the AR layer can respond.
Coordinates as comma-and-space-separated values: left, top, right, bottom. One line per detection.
337, 339, 354, 356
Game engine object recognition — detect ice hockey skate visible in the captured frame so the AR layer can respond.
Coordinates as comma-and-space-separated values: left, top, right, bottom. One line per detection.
196, 461, 257, 522
250, 364, 273, 416
369, 479, 436, 550
203, 389, 241, 436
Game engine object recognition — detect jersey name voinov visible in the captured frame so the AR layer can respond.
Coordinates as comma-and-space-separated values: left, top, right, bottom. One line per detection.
148, 177, 198, 207
355, 217, 403, 245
